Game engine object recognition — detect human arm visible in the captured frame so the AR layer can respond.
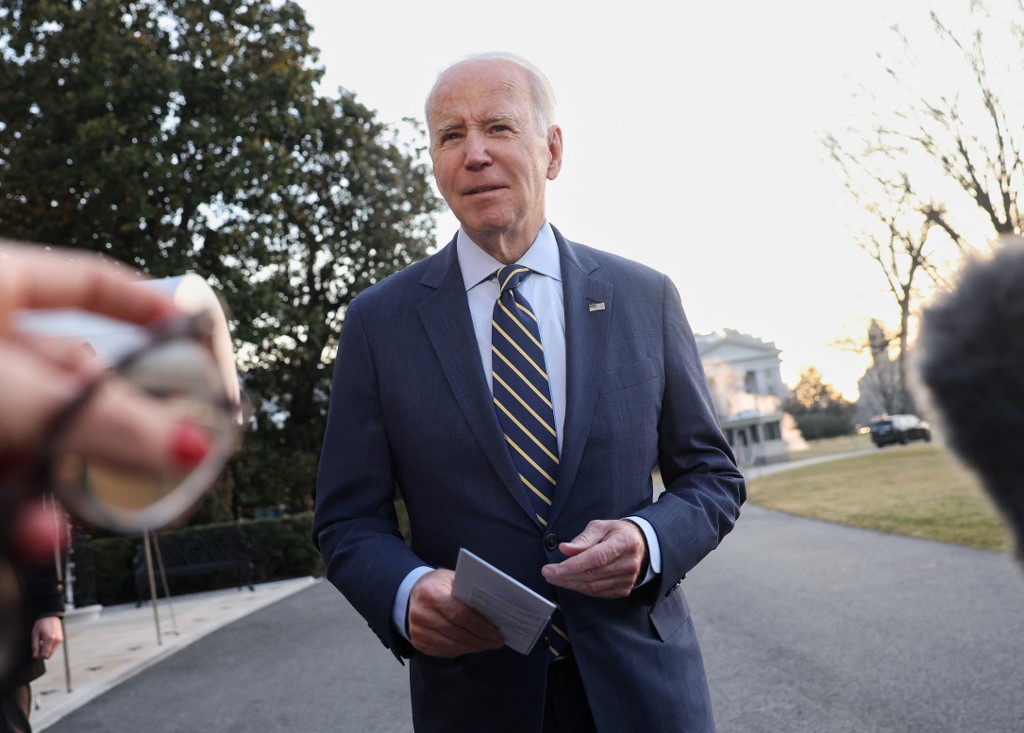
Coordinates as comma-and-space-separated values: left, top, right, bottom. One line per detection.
315, 295, 505, 658
313, 298, 442, 657
26, 554, 65, 660
543, 273, 743, 601
631, 275, 745, 599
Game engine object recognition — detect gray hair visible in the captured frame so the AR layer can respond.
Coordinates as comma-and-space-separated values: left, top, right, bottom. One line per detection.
424, 52, 557, 138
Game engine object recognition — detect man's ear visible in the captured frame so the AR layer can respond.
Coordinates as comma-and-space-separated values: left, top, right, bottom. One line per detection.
546, 125, 563, 180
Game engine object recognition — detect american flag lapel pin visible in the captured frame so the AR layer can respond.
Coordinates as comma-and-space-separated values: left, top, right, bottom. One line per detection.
588, 302, 606, 313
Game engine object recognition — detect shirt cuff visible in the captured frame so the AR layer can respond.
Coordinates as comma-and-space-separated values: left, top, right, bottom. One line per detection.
391, 565, 433, 642
625, 515, 662, 586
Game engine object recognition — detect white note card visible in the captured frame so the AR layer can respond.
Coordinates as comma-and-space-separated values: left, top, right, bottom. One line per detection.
451, 548, 556, 655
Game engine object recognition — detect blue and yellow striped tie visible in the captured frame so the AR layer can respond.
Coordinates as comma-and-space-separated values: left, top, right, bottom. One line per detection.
491, 264, 568, 658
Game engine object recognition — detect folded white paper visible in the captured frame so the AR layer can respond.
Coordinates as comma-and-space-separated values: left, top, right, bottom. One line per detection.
452, 548, 556, 655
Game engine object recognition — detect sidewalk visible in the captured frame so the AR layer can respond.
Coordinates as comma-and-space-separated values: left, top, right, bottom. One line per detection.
740, 447, 878, 480
32, 576, 316, 731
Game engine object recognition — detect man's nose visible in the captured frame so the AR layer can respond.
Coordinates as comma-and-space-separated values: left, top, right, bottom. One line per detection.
464, 131, 492, 169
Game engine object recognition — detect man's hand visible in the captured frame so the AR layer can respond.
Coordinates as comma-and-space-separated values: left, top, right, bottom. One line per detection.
541, 519, 647, 598
407, 568, 504, 657
31, 616, 63, 660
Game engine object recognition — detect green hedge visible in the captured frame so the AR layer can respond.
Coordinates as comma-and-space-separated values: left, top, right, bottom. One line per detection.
81, 512, 324, 606
792, 412, 855, 441
243, 513, 324, 583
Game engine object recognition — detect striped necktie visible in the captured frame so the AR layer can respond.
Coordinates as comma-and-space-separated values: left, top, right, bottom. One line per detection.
491, 264, 569, 658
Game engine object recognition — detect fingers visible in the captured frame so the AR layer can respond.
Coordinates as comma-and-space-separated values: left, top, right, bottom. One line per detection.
0, 342, 90, 453
407, 569, 504, 657
0, 242, 215, 532
556, 520, 609, 557
0, 242, 176, 332
7, 332, 102, 377
66, 377, 214, 475
540, 519, 646, 599
31, 617, 64, 660
0, 342, 213, 476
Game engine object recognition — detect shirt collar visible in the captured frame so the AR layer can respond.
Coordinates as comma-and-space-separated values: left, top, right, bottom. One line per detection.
457, 222, 562, 292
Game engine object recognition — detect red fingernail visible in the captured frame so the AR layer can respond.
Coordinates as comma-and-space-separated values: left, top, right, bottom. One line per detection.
172, 421, 212, 467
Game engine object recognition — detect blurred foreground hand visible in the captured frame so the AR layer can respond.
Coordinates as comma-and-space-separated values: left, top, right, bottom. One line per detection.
0, 239, 215, 558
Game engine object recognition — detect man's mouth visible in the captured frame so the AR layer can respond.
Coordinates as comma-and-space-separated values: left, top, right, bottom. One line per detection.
465, 185, 505, 196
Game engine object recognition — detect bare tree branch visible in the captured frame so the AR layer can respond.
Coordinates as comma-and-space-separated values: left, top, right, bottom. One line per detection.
825, 3, 1024, 410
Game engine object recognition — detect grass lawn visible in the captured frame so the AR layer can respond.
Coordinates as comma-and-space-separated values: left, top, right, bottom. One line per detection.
748, 443, 1009, 552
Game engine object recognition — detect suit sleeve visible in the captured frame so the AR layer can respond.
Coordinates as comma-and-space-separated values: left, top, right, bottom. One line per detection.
27, 559, 65, 620
313, 298, 424, 659
632, 274, 746, 602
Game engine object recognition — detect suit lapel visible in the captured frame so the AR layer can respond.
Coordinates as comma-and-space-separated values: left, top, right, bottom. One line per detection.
416, 239, 537, 523
549, 228, 613, 526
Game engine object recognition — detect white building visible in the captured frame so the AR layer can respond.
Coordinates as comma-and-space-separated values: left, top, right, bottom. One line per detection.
696, 329, 799, 466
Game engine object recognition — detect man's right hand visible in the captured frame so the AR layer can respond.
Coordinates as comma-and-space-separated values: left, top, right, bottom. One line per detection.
407, 568, 504, 657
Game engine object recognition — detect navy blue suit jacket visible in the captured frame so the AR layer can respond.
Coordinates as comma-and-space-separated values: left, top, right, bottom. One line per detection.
314, 228, 745, 732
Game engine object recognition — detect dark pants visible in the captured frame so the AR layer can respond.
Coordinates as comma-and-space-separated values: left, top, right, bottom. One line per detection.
542, 654, 597, 733
0, 685, 31, 733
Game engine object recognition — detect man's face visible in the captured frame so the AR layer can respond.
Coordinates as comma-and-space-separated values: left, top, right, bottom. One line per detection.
427, 60, 562, 258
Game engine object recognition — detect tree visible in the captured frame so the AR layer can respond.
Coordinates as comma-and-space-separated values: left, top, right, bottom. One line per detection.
785, 367, 856, 440
856, 320, 908, 422
819, 162, 937, 409
825, 1, 1024, 411
894, 8, 1024, 242
833, 3, 1024, 245
226, 100, 438, 513
789, 367, 839, 412
0, 0, 440, 516
1, 0, 316, 273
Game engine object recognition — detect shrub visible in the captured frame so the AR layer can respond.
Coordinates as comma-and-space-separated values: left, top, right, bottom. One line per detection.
793, 412, 855, 441
86, 535, 137, 606
78, 512, 324, 606
240, 513, 324, 583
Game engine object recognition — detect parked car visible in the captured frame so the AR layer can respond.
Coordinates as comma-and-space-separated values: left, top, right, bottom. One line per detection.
869, 414, 932, 447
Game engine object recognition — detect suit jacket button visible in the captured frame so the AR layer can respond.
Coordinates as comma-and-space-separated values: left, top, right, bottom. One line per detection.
544, 534, 558, 551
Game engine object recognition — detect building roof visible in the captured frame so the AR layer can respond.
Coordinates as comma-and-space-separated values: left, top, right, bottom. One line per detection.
696, 329, 781, 359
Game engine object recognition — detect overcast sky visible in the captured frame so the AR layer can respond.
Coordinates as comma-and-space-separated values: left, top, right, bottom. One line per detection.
295, 0, 998, 399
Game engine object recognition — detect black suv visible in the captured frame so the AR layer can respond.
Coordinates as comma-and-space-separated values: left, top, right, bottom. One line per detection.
869, 414, 932, 448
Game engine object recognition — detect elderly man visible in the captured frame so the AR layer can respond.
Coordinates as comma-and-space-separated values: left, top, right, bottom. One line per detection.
314, 53, 745, 733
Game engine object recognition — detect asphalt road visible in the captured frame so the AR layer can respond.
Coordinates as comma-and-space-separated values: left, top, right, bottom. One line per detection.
687, 504, 1024, 732
48, 505, 1024, 732
46, 581, 413, 733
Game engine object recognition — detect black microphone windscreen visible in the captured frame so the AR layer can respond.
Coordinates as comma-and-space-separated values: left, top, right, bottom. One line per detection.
915, 238, 1024, 565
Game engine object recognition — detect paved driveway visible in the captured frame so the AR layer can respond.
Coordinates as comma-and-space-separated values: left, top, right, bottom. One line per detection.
46, 502, 1024, 732
688, 504, 1024, 732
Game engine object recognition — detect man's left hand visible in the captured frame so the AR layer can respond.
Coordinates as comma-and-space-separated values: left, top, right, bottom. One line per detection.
540, 519, 646, 598
31, 616, 63, 660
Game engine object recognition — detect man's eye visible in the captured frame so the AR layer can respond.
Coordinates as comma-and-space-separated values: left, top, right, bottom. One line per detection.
491, 125, 510, 134
440, 132, 461, 142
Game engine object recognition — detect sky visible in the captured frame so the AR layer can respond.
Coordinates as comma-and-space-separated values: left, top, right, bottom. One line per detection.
295, 0, 993, 399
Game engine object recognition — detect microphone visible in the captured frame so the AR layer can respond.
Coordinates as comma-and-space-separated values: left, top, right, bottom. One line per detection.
914, 237, 1024, 567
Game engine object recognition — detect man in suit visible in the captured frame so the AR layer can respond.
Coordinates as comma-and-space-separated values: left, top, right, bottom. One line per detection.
314, 53, 745, 732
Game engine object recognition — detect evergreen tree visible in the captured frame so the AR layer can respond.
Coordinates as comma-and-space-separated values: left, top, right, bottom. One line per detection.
0, 0, 440, 516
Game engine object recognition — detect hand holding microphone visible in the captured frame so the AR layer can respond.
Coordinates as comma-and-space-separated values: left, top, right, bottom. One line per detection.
1, 239, 239, 555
